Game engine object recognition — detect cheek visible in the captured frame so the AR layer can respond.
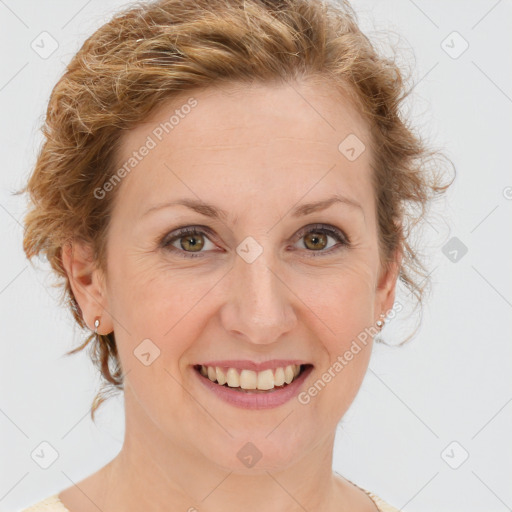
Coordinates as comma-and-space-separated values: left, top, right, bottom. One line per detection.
301, 323, 373, 428
298, 259, 376, 334
107, 260, 214, 370
106, 265, 204, 424
295, 264, 376, 421
107, 249, 187, 329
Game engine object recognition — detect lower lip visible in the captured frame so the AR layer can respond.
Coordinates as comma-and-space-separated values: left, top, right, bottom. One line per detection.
193, 365, 314, 410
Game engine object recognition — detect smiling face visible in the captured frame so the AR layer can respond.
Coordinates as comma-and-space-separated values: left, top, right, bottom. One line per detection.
74, 79, 400, 472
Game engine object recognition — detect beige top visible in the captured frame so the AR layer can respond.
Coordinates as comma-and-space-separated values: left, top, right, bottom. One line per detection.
18, 486, 401, 512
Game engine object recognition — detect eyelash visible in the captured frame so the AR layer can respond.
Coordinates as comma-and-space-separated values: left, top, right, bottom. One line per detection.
160, 224, 351, 259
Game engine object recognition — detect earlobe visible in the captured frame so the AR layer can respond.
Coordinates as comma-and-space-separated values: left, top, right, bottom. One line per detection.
61, 240, 112, 332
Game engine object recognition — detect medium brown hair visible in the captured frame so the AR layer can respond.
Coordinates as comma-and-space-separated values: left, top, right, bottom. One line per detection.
18, 0, 455, 420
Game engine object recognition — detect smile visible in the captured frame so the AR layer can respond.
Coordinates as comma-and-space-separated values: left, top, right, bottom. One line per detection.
192, 362, 314, 409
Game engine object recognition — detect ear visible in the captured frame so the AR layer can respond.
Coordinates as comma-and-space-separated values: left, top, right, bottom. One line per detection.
373, 246, 403, 323
61, 239, 113, 335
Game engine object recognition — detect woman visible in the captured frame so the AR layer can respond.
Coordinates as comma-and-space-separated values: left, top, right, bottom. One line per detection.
18, 0, 454, 511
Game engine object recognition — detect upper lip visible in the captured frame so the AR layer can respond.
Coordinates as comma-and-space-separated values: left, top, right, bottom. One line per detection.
195, 359, 312, 372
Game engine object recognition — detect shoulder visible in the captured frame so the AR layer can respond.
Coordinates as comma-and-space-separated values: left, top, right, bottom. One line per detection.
17, 494, 71, 512
362, 489, 402, 512
340, 475, 401, 512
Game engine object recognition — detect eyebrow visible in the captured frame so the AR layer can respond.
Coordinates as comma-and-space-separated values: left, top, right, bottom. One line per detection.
141, 194, 365, 222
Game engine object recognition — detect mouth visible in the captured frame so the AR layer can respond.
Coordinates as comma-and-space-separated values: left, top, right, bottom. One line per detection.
193, 364, 313, 395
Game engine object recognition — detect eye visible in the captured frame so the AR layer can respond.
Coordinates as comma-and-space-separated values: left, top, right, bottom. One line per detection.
160, 223, 350, 259
292, 223, 350, 257
160, 226, 217, 259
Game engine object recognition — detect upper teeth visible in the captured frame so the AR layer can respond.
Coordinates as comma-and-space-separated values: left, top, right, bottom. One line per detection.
199, 364, 301, 390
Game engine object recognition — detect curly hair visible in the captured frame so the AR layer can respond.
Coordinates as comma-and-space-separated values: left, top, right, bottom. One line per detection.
17, 0, 455, 420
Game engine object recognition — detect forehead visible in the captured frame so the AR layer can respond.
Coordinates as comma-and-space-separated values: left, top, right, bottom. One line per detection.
113, 79, 374, 223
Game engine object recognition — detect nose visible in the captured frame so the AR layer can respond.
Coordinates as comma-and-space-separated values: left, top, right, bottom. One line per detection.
219, 248, 297, 345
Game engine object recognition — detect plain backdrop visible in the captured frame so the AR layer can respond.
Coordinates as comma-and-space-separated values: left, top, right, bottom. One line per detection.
1, 1, 511, 511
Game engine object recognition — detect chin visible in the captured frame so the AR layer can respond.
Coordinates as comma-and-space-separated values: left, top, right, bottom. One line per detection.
194, 425, 312, 474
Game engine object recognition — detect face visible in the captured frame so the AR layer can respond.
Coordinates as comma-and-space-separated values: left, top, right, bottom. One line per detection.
69, 80, 399, 473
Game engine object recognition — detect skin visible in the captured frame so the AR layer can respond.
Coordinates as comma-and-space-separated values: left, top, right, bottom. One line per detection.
60, 79, 401, 512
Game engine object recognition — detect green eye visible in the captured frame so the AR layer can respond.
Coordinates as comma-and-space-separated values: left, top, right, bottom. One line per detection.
161, 223, 350, 259
293, 224, 350, 257
162, 227, 215, 258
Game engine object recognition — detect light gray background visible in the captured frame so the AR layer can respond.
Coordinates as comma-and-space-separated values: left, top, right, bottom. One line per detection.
1, 1, 511, 511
